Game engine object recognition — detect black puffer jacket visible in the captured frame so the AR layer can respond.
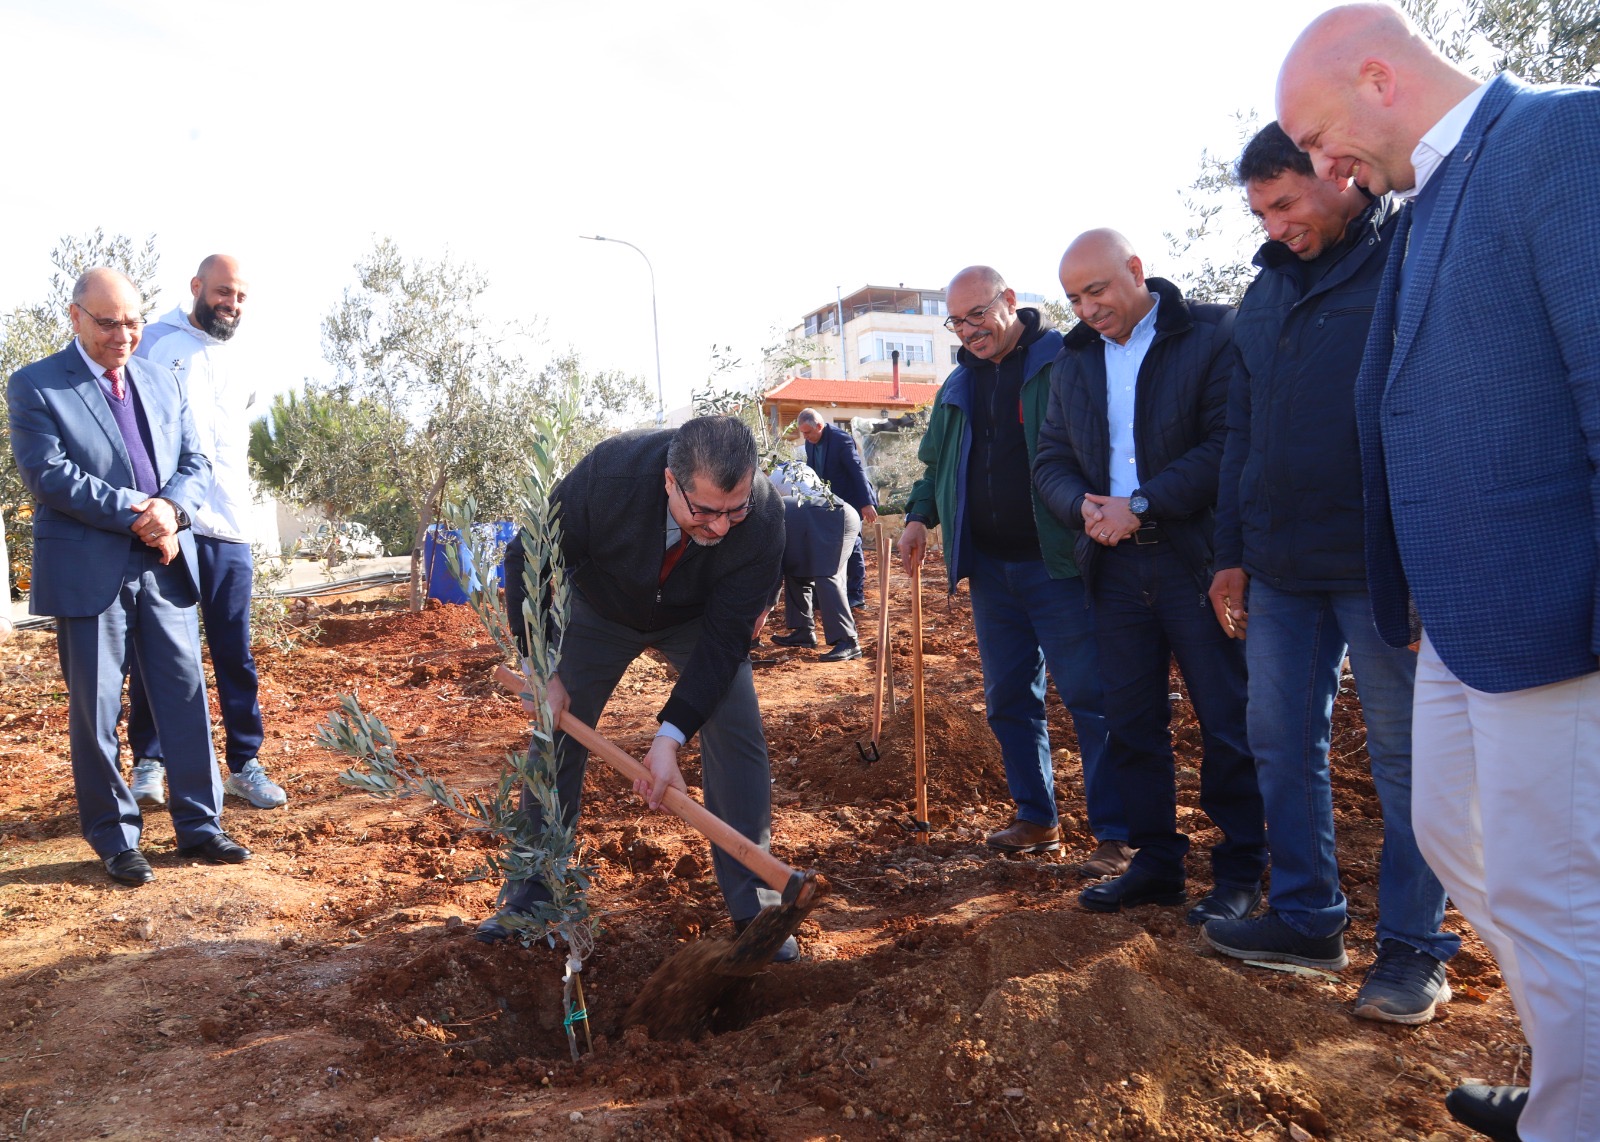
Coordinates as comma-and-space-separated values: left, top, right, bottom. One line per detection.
1032, 277, 1236, 594
1214, 195, 1399, 591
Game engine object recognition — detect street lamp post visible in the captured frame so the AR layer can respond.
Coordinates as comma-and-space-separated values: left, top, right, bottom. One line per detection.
579, 234, 664, 427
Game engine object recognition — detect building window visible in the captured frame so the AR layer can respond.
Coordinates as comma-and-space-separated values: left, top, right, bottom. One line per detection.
950, 345, 960, 365
922, 297, 948, 317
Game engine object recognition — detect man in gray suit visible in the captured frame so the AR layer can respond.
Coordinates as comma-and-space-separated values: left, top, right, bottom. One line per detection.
6, 268, 250, 885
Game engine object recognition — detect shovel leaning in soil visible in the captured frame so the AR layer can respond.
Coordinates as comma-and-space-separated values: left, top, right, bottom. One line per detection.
858, 519, 891, 763
909, 559, 929, 843
492, 664, 828, 1035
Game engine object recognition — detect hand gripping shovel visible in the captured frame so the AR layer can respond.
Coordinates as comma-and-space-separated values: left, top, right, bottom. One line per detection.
493, 664, 828, 1036
858, 519, 891, 763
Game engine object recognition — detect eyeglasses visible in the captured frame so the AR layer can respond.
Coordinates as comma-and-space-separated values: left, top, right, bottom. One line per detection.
74, 304, 146, 334
674, 482, 752, 523
943, 289, 1006, 332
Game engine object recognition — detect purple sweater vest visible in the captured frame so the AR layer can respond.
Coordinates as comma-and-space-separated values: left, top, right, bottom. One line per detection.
104, 372, 161, 496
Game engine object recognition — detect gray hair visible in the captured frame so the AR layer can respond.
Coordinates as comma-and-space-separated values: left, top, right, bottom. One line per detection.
667, 416, 758, 494
796, 408, 823, 428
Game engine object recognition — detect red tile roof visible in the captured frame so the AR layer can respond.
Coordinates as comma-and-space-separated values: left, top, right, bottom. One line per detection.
763, 377, 942, 406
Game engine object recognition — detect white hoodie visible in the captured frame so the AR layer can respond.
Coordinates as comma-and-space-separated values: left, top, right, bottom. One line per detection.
134, 305, 255, 543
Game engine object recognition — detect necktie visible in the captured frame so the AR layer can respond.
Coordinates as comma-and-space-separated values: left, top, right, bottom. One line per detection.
659, 534, 689, 585
106, 367, 125, 401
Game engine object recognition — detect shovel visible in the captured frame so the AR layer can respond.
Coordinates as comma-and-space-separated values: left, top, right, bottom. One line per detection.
858, 519, 891, 763
909, 560, 929, 843
492, 664, 827, 1035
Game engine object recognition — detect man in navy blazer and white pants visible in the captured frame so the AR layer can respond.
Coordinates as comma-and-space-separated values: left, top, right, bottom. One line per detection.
1281, 6, 1600, 1139
6, 268, 249, 886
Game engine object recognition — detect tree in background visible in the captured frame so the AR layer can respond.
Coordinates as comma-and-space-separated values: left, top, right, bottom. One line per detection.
1, 230, 160, 595
315, 239, 647, 612
247, 386, 406, 561
1162, 0, 1595, 306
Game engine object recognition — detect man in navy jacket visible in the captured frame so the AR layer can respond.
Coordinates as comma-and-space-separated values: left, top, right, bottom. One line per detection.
1281, 6, 1600, 1137
799, 410, 877, 608
1202, 122, 1455, 1026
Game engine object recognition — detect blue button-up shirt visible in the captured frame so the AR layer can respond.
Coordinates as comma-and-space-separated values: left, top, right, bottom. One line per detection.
1103, 294, 1160, 498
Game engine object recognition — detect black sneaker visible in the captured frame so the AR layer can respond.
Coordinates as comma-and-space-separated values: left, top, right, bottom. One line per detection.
1352, 939, 1451, 1024
1202, 909, 1349, 970
1444, 1084, 1526, 1142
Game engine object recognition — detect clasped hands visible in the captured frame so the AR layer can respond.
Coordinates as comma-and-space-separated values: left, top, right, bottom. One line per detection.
129, 497, 180, 564
1081, 494, 1141, 546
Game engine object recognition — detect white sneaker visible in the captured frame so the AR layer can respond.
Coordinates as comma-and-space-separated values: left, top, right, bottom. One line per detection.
129, 759, 166, 807
223, 759, 288, 809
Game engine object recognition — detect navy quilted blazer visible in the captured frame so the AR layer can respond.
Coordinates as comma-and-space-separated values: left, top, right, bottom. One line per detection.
1357, 73, 1600, 693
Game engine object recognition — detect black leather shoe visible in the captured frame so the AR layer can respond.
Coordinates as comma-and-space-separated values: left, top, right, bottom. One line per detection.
1444, 1084, 1526, 1141
177, 834, 252, 864
474, 880, 553, 944
819, 640, 862, 662
1079, 866, 1186, 913
105, 848, 154, 886
771, 631, 817, 648
1186, 882, 1262, 926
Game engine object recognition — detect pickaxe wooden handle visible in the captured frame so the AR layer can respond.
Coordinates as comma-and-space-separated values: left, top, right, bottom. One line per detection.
492, 663, 806, 903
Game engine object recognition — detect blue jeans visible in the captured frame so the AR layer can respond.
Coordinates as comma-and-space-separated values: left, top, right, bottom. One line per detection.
128, 535, 264, 773
967, 550, 1125, 840
1091, 542, 1265, 887
1245, 580, 1457, 959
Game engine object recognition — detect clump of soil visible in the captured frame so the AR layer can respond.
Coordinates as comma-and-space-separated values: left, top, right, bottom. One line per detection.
0, 550, 1522, 1139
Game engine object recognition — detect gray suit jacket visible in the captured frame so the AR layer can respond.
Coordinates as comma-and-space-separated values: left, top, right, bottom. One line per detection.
7, 345, 210, 617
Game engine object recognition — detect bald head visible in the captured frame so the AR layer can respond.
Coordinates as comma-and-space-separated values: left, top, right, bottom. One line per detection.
190, 253, 248, 341
1277, 2, 1478, 194
1058, 230, 1153, 346
69, 268, 144, 371
945, 265, 1021, 363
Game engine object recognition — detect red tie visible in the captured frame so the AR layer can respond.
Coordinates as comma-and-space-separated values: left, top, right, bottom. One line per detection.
659, 534, 689, 585
106, 367, 125, 401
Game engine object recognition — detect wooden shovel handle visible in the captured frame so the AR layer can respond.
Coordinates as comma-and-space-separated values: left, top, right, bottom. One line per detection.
492, 664, 796, 894
871, 519, 889, 744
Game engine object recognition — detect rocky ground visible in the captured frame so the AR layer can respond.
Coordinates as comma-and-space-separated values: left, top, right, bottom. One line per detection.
0, 531, 1525, 1140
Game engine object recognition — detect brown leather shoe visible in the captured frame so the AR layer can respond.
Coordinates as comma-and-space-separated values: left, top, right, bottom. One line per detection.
985, 818, 1061, 854
1077, 839, 1135, 879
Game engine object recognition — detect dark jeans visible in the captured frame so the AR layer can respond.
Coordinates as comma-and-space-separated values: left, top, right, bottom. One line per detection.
1090, 541, 1265, 888
1246, 581, 1456, 957
128, 535, 263, 773
966, 550, 1125, 839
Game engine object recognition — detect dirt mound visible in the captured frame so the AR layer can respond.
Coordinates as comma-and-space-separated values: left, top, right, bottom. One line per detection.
0, 565, 1524, 1139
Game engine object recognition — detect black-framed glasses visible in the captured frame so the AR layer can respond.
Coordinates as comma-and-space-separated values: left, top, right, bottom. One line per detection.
74, 304, 146, 334
943, 289, 1006, 332
674, 482, 753, 522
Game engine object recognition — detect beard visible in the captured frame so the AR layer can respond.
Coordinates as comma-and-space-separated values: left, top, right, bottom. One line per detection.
194, 296, 240, 341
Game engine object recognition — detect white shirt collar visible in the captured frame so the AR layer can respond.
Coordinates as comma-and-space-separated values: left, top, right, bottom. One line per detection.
1406, 82, 1489, 199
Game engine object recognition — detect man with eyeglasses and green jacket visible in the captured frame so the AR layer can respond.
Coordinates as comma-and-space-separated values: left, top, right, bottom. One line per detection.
898, 266, 1128, 877
480, 416, 797, 959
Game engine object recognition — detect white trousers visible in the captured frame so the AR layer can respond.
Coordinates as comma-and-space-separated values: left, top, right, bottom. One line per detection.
1412, 633, 1600, 1142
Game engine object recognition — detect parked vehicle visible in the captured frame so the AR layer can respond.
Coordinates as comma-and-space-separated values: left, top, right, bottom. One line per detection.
297, 521, 385, 562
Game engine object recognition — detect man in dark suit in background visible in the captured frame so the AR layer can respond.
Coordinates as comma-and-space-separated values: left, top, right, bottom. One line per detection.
1280, 6, 1600, 1137
798, 408, 877, 608
6, 268, 250, 886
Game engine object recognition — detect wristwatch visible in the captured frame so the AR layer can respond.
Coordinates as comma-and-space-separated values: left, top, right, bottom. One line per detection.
161, 497, 191, 530
1128, 492, 1150, 522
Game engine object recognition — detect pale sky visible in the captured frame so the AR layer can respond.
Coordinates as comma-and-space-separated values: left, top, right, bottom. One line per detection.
0, 0, 1340, 418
